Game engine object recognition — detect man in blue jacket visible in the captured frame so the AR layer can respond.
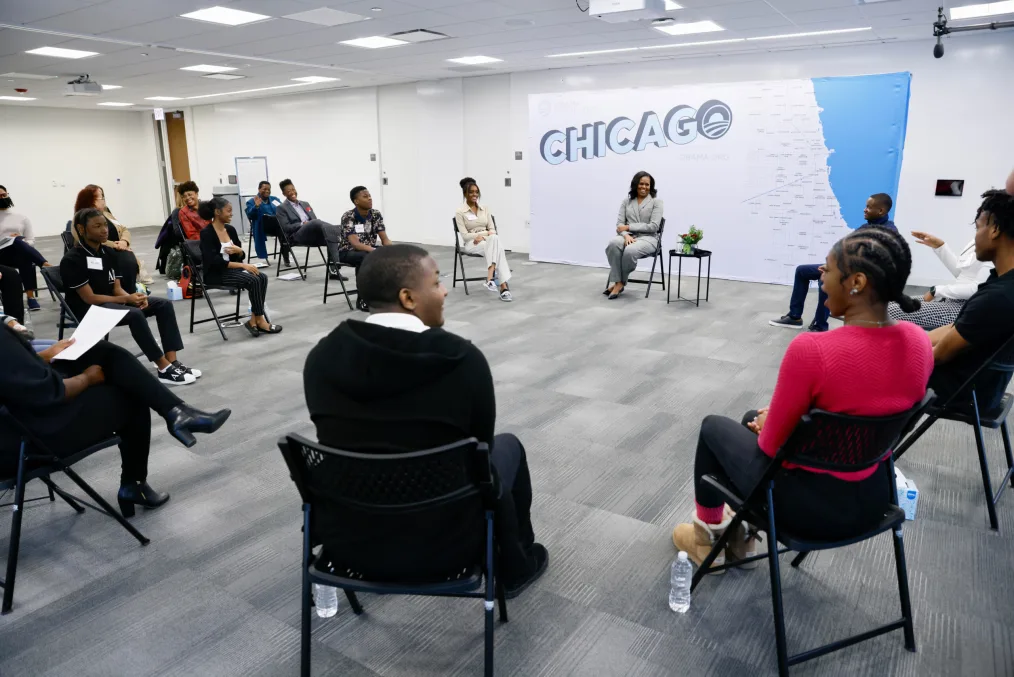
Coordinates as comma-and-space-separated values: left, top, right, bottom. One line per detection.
245, 180, 281, 268
770, 193, 898, 332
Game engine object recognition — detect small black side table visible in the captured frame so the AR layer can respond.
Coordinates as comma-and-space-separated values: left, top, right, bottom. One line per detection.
667, 248, 712, 306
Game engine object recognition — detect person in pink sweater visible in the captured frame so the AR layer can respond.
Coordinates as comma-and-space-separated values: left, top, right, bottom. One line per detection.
673, 226, 933, 571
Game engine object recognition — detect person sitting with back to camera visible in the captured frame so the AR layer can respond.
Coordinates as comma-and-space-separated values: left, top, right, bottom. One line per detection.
198, 197, 281, 338
771, 193, 898, 332
604, 171, 663, 299
62, 208, 201, 386
455, 177, 513, 302
303, 244, 548, 596
672, 226, 932, 570
887, 229, 991, 330
338, 185, 393, 312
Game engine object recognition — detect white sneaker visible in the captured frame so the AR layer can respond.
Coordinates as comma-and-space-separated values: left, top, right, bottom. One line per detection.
499, 290, 513, 302
484, 280, 497, 292
253, 259, 269, 269
157, 365, 196, 386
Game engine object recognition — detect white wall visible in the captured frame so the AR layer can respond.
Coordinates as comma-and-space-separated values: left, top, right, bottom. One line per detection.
0, 106, 163, 237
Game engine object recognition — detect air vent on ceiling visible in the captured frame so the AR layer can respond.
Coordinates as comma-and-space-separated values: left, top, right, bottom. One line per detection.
390, 29, 449, 43
445, 65, 495, 73
283, 8, 370, 26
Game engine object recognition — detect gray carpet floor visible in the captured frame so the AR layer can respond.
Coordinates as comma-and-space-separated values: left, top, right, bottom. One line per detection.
1, 227, 1012, 677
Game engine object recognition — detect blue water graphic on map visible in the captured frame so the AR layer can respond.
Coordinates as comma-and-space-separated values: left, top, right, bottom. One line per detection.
811, 73, 911, 229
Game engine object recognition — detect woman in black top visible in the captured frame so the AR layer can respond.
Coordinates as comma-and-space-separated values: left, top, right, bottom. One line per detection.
198, 197, 281, 337
0, 325, 230, 516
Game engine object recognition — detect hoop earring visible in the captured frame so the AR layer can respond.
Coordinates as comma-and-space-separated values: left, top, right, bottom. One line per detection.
849, 288, 859, 296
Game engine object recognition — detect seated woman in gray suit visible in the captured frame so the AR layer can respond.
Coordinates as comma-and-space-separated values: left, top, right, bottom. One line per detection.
605, 171, 663, 299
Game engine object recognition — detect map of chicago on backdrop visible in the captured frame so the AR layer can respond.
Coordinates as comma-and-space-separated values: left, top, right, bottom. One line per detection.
528, 72, 911, 285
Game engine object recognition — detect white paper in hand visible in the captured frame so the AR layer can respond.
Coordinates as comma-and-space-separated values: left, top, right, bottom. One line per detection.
52, 305, 130, 361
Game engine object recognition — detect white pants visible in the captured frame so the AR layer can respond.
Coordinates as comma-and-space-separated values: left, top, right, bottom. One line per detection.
464, 233, 511, 285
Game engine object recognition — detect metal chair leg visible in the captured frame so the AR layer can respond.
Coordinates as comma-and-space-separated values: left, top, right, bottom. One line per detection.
644, 253, 658, 298
59, 466, 149, 545
765, 485, 790, 677
344, 590, 363, 615
891, 525, 916, 651
1001, 421, 1014, 488
1, 444, 29, 614
496, 580, 508, 623
484, 511, 495, 677
301, 505, 312, 677
39, 477, 85, 513
970, 393, 999, 530
202, 291, 229, 342
790, 551, 809, 568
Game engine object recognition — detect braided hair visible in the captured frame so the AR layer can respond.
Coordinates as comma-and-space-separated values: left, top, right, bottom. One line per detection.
830, 225, 920, 313
976, 189, 1014, 237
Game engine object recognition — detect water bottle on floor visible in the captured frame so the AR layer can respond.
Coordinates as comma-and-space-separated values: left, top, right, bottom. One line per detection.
669, 551, 692, 613
313, 583, 338, 618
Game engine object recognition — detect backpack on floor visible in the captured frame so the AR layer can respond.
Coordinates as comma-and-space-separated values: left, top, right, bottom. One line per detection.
165, 245, 183, 280
178, 265, 202, 299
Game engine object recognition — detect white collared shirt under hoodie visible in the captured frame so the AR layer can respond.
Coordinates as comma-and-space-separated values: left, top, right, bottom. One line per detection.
365, 313, 427, 333
933, 239, 992, 300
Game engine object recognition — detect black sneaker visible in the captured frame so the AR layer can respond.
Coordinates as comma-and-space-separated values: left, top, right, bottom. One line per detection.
172, 360, 202, 379
157, 365, 196, 386
356, 296, 369, 313
768, 315, 804, 329
504, 543, 549, 599
807, 323, 829, 333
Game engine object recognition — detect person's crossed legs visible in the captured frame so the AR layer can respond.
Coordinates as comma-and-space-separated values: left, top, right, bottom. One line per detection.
770, 263, 829, 331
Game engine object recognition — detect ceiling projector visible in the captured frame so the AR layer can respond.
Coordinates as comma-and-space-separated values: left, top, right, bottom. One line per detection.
65, 75, 103, 96
589, 0, 666, 23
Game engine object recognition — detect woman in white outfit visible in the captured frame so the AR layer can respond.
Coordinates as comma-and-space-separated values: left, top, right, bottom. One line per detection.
455, 178, 512, 302
605, 171, 664, 299
888, 230, 992, 329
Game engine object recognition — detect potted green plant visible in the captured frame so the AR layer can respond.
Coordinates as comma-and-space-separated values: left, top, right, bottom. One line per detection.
679, 226, 703, 254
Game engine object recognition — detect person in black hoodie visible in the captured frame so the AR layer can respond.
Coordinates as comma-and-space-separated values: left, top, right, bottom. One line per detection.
303, 244, 548, 597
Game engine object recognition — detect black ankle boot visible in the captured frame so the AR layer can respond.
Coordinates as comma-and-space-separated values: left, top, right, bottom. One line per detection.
164, 404, 231, 448
117, 481, 170, 517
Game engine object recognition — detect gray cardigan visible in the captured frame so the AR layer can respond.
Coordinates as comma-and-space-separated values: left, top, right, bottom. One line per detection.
616, 196, 663, 237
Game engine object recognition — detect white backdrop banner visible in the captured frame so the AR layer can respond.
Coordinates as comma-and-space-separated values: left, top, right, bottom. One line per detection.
528, 73, 911, 284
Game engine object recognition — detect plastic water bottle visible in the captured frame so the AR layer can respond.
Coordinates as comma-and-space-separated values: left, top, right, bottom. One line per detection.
669, 552, 692, 613
313, 584, 338, 618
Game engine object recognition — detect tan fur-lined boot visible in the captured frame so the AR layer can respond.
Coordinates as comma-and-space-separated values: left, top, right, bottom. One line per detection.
723, 506, 763, 570
672, 514, 731, 575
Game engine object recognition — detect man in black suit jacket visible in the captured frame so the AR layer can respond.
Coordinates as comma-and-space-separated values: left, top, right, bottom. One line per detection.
276, 178, 345, 277
303, 244, 549, 597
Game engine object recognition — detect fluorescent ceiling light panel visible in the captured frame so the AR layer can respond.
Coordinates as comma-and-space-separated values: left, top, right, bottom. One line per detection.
548, 47, 639, 58
340, 36, 407, 49
26, 46, 98, 59
0, 72, 57, 80
180, 64, 237, 73
98, 101, 133, 106
101, 84, 122, 89
664, 1, 683, 8
185, 82, 313, 100
390, 29, 449, 43
447, 55, 502, 65
747, 27, 872, 41
654, 20, 724, 36
292, 76, 340, 83
283, 8, 370, 26
145, 96, 183, 101
180, 6, 270, 26
641, 38, 745, 50
0, 96, 37, 101
202, 73, 246, 80
950, 1, 1014, 19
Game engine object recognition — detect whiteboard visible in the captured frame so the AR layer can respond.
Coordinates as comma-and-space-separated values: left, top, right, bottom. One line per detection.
235, 156, 269, 197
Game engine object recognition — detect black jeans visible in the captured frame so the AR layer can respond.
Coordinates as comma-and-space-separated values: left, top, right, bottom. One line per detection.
100, 297, 184, 363
0, 237, 46, 293
692, 412, 891, 541
110, 249, 139, 294
0, 264, 24, 323
490, 433, 538, 584
338, 250, 369, 269
4, 340, 183, 483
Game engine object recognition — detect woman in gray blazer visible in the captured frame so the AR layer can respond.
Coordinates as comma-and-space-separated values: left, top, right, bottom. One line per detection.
605, 171, 664, 299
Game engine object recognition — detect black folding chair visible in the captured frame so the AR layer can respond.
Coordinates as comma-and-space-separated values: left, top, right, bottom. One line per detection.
893, 333, 1014, 530
179, 240, 249, 342
278, 434, 507, 677
39, 266, 79, 340
60, 231, 74, 254
266, 215, 328, 281
0, 406, 149, 614
322, 247, 357, 311
452, 215, 499, 295
605, 218, 666, 298
691, 391, 935, 677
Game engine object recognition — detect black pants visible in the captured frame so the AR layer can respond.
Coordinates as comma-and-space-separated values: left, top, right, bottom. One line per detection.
693, 412, 891, 541
5, 340, 183, 483
0, 237, 46, 293
100, 297, 184, 363
489, 433, 538, 584
111, 250, 139, 294
0, 264, 24, 323
212, 269, 269, 316
338, 250, 369, 269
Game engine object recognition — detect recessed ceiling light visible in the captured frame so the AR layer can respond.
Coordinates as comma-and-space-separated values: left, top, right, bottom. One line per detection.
145, 96, 183, 101
664, 1, 683, 8
292, 76, 340, 83
641, 38, 745, 50
447, 55, 503, 65
98, 102, 133, 106
371, 6, 383, 11
746, 27, 872, 41
340, 36, 408, 49
101, 84, 122, 90
180, 64, 238, 73
950, 1, 1014, 20
0, 96, 37, 101
0, 72, 58, 80
653, 20, 724, 36
26, 46, 99, 59
547, 47, 640, 58
180, 6, 271, 26
284, 8, 370, 26
202, 73, 246, 80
